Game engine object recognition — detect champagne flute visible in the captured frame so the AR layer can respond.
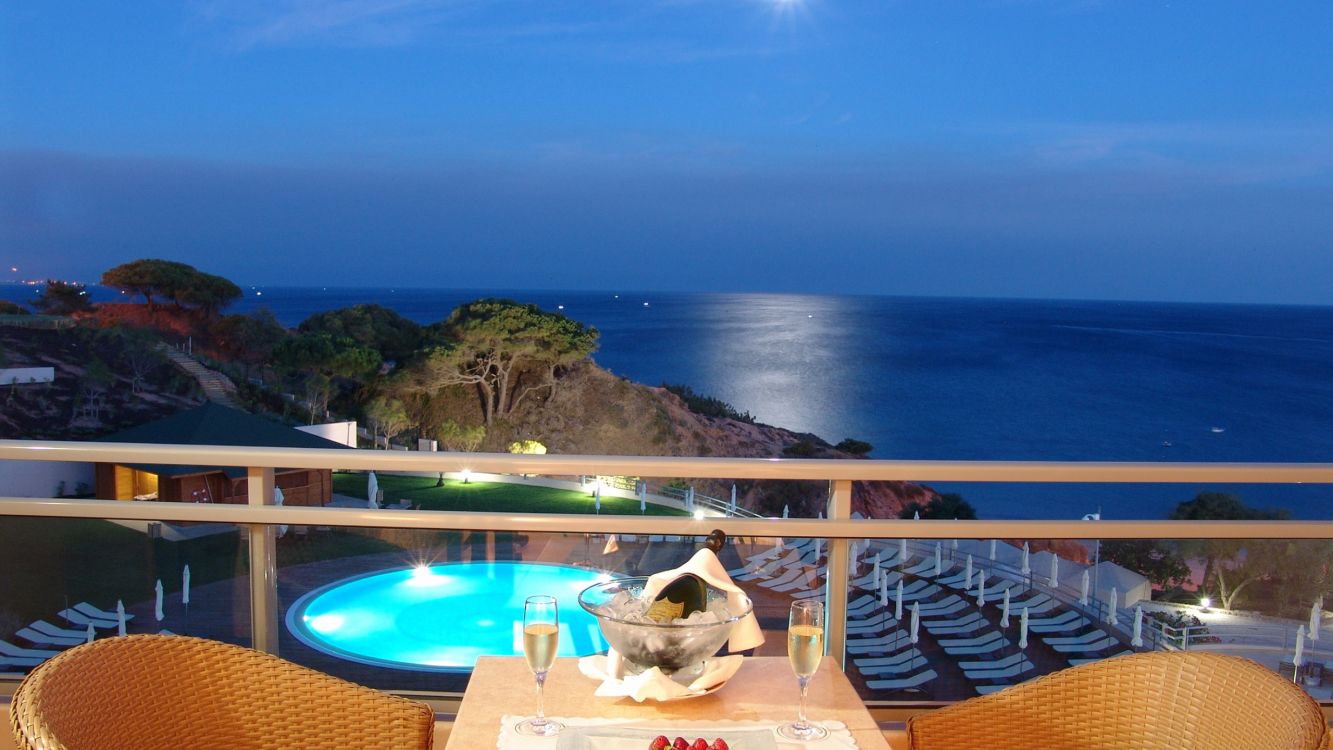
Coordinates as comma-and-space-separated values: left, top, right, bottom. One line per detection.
777, 599, 828, 742
514, 595, 563, 737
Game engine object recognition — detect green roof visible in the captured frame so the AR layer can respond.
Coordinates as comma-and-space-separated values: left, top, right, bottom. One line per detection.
99, 402, 350, 478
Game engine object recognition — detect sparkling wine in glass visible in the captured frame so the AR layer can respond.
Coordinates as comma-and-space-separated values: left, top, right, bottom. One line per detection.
778, 599, 829, 742
514, 595, 563, 737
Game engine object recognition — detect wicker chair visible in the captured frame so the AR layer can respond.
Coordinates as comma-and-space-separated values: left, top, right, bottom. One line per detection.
9, 635, 434, 750
907, 651, 1328, 750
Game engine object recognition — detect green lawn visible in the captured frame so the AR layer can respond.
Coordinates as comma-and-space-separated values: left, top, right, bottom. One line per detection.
333, 472, 688, 516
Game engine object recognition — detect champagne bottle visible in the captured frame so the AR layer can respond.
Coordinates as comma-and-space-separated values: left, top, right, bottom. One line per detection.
645, 573, 708, 622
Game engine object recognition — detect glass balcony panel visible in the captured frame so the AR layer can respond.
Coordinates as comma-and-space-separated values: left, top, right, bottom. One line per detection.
0, 515, 250, 674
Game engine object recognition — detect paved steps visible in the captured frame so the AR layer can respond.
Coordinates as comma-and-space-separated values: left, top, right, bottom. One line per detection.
158, 344, 239, 407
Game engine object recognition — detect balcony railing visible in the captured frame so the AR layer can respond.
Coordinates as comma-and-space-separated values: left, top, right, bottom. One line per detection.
2, 438, 1331, 711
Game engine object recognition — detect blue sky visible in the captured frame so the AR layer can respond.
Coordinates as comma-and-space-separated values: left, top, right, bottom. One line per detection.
2, 1, 1331, 303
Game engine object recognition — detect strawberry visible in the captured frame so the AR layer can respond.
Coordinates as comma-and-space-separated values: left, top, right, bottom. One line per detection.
691, 739, 709, 750
648, 736, 669, 750
672, 738, 689, 750
711, 740, 730, 750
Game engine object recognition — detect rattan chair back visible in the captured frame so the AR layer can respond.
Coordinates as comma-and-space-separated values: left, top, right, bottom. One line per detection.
9, 634, 434, 750
907, 651, 1328, 750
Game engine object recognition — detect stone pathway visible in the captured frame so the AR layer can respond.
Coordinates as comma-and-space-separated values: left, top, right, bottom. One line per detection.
158, 344, 239, 407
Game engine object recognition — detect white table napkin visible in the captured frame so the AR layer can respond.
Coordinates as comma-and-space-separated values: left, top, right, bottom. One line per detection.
497, 715, 859, 750
578, 654, 743, 702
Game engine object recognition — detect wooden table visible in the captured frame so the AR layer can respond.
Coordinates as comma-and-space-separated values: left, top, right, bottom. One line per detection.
446, 656, 891, 748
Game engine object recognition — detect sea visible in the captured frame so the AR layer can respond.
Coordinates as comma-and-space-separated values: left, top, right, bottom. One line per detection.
7, 284, 1333, 521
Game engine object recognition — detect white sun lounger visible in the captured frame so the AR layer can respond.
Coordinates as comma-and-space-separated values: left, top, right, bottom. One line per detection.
0, 656, 45, 669
1043, 630, 1114, 647
844, 594, 880, 613
57, 608, 116, 630
958, 652, 1027, 671
1028, 610, 1086, 633
846, 635, 912, 654
845, 613, 898, 636
16, 627, 82, 647
73, 602, 132, 621
734, 549, 803, 581
1051, 637, 1119, 653
1008, 593, 1051, 609
901, 559, 936, 577
29, 620, 88, 640
866, 669, 938, 691
768, 567, 821, 593
914, 595, 965, 616
924, 612, 988, 635
937, 630, 1004, 649
1069, 649, 1135, 666
964, 660, 1035, 681
853, 648, 923, 668
941, 632, 1010, 656
857, 656, 928, 677
0, 640, 59, 659
758, 566, 812, 590
790, 587, 827, 600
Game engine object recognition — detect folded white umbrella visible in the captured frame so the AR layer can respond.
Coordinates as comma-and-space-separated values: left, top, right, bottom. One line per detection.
1021, 542, 1030, 575
730, 484, 737, 514
849, 541, 859, 576
116, 599, 127, 637
1019, 607, 1029, 650
872, 554, 881, 587
1049, 554, 1060, 588
899, 537, 909, 565
1079, 569, 1090, 606
782, 504, 789, 519
640, 483, 647, 513
910, 602, 920, 645
85, 622, 94, 644
1001, 588, 1011, 629
880, 572, 889, 607
1311, 601, 1322, 642
366, 471, 378, 510
154, 579, 164, 622
1107, 587, 1119, 625
1294, 624, 1307, 668
975, 570, 987, 607
895, 579, 904, 620
1131, 606, 1144, 647
933, 543, 943, 577
913, 510, 920, 520
989, 539, 997, 561
964, 555, 973, 587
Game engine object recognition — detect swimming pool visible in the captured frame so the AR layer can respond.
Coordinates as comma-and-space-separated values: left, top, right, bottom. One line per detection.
287, 561, 612, 671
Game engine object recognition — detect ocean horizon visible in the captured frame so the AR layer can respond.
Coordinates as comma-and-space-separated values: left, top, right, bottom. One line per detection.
7, 284, 1333, 521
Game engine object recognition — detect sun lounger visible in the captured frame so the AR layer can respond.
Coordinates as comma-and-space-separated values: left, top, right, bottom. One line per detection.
924, 612, 988, 635
866, 669, 938, 692
0, 640, 59, 659
0, 656, 45, 669
734, 549, 804, 581
963, 660, 1035, 681
846, 634, 912, 654
853, 648, 922, 669
900, 584, 945, 603
57, 608, 116, 630
901, 559, 936, 577
1069, 649, 1135, 667
16, 627, 82, 647
845, 613, 898, 636
73, 602, 132, 621
937, 630, 1004, 649
1043, 630, 1114, 647
790, 587, 827, 600
857, 656, 928, 677
958, 652, 1027, 671
941, 632, 1010, 656
757, 565, 811, 590
768, 568, 820, 593
29, 620, 89, 639
1008, 593, 1051, 609
844, 594, 879, 613
914, 595, 965, 616
1051, 636, 1119, 653
1028, 610, 1086, 633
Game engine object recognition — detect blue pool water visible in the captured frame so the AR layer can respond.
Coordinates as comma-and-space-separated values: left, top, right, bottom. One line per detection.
287, 562, 611, 671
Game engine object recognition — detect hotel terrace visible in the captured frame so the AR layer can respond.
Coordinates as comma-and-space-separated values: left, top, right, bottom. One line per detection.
1, 435, 1329, 748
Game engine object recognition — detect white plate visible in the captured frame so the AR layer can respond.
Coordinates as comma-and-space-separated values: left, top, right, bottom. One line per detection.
555, 727, 777, 750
